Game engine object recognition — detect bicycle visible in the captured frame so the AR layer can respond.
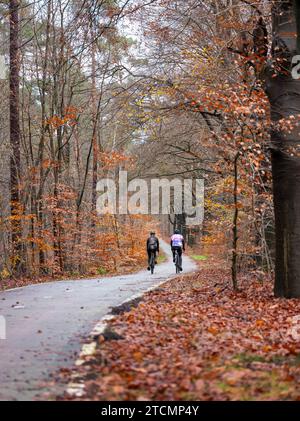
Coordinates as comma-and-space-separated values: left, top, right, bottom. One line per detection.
174, 249, 181, 274
149, 250, 156, 274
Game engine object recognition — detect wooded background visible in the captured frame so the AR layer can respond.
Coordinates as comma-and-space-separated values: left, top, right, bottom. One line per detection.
1, 0, 300, 297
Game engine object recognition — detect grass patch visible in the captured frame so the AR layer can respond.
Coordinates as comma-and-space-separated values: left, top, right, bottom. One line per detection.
191, 254, 208, 261
97, 267, 107, 275
233, 353, 267, 364
157, 253, 167, 263
233, 352, 300, 366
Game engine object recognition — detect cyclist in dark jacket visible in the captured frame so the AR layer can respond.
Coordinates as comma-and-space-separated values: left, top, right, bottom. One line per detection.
147, 231, 159, 270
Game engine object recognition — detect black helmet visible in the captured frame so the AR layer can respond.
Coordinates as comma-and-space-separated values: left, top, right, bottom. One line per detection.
174, 229, 180, 234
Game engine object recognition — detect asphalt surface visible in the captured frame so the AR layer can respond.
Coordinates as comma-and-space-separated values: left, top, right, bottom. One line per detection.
0, 240, 196, 401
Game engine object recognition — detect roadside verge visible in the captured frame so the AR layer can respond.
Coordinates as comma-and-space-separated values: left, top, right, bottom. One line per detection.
57, 257, 300, 401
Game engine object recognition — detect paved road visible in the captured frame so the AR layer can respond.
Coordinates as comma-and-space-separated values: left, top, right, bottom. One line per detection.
0, 241, 196, 401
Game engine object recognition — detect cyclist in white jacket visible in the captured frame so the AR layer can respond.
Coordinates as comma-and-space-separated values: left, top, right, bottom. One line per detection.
170, 229, 185, 271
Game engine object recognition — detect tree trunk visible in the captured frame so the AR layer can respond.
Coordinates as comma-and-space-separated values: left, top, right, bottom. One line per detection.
266, 1, 300, 297
9, 0, 23, 272
232, 152, 239, 291
91, 38, 98, 222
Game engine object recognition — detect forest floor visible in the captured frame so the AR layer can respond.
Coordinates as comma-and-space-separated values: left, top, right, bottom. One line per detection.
59, 255, 300, 401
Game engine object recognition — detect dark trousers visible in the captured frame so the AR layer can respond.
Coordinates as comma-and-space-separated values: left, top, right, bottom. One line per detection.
147, 248, 157, 265
172, 246, 182, 267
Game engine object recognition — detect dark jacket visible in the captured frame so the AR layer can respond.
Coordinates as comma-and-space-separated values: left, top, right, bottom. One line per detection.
147, 235, 159, 252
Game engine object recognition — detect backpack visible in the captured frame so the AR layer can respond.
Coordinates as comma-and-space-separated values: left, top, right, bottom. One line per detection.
148, 236, 158, 250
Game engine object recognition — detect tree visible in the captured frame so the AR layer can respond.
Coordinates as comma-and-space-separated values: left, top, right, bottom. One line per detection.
266, 0, 300, 297
0, 0, 157, 281
9, 0, 22, 273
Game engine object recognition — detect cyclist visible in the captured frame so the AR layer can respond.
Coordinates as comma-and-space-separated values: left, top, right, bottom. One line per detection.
147, 231, 159, 270
170, 229, 185, 271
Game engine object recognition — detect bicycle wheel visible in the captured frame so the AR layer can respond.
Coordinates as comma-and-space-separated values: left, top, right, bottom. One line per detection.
150, 252, 155, 274
175, 251, 180, 274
